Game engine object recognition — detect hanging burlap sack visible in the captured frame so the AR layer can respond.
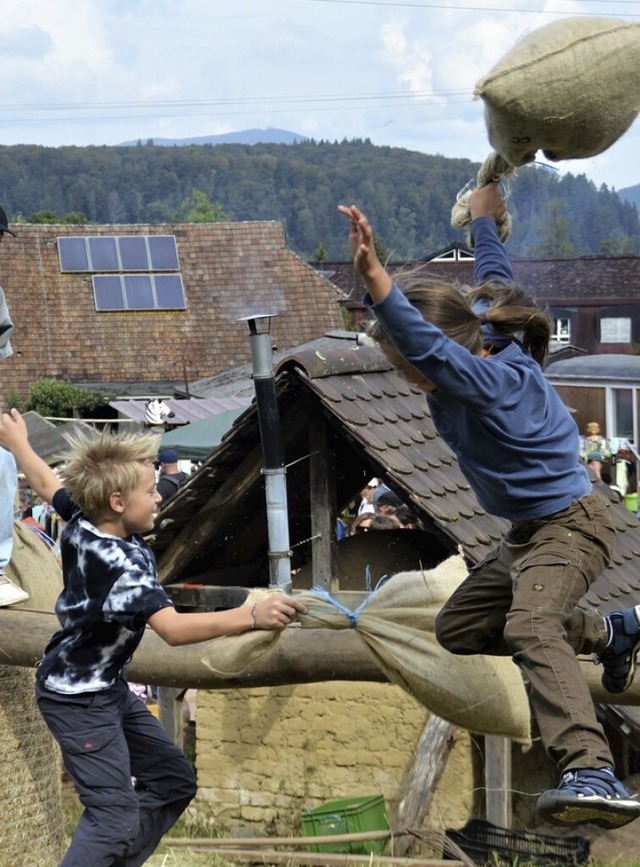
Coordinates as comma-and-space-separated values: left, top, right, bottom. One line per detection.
474, 17, 640, 167
201, 555, 532, 745
0, 522, 65, 867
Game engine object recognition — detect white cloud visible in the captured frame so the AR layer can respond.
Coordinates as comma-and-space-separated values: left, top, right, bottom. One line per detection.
0, 0, 635, 189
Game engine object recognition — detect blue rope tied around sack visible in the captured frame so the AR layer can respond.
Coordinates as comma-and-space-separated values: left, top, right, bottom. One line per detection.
309, 585, 378, 628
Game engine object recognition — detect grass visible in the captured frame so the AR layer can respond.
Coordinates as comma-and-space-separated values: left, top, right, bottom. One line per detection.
64, 785, 640, 867
62, 783, 247, 866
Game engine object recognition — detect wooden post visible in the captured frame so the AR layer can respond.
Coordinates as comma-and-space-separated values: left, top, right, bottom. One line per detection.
157, 686, 187, 746
484, 735, 511, 828
393, 715, 457, 858
309, 409, 336, 590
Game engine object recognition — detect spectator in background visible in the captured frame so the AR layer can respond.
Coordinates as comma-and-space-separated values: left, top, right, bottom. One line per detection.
376, 490, 404, 517
350, 513, 401, 535
156, 449, 189, 505
0, 208, 28, 607
395, 505, 423, 530
580, 421, 609, 480
356, 478, 378, 515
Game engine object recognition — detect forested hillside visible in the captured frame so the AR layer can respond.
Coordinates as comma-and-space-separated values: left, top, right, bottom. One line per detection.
619, 184, 640, 212
1, 139, 637, 260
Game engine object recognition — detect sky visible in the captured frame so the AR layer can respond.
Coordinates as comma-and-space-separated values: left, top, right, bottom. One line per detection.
1, 0, 640, 191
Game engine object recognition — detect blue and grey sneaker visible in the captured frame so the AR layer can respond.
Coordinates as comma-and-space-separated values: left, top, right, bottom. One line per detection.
594, 605, 640, 694
537, 768, 640, 829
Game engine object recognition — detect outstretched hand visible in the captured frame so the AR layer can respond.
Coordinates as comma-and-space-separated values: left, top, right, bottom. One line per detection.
468, 181, 507, 224
0, 407, 28, 452
254, 593, 307, 631
337, 204, 392, 303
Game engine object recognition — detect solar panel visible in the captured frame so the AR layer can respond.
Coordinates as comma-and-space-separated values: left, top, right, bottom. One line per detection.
119, 236, 150, 271
148, 236, 180, 270
88, 237, 119, 271
154, 274, 186, 309
124, 275, 155, 309
93, 274, 186, 311
61, 234, 184, 311
58, 237, 90, 272
58, 235, 180, 272
93, 275, 125, 310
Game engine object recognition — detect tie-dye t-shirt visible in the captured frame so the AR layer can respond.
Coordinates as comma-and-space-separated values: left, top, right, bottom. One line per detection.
37, 489, 173, 694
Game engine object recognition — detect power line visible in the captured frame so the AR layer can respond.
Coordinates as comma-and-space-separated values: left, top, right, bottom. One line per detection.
307, 0, 640, 16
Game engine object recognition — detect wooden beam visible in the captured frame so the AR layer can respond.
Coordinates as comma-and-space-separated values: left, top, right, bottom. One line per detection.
0, 609, 384, 688
0, 610, 636, 711
309, 408, 337, 591
484, 735, 512, 828
157, 686, 187, 745
156, 443, 265, 583
165, 847, 463, 867
394, 716, 457, 858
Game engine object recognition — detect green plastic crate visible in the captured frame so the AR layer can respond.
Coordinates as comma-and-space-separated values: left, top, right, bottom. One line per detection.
300, 794, 390, 855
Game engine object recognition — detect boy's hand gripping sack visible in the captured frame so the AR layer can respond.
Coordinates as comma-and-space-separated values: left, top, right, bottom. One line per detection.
474, 17, 640, 167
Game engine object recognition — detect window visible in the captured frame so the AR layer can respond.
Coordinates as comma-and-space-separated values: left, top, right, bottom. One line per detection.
611, 388, 635, 443
601, 317, 631, 344
552, 317, 571, 344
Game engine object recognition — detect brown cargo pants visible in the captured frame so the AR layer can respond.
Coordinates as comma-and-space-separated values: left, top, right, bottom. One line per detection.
435, 491, 615, 773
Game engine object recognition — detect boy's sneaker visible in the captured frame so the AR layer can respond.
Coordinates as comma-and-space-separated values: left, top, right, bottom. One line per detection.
0, 572, 29, 607
594, 605, 640, 693
537, 767, 640, 829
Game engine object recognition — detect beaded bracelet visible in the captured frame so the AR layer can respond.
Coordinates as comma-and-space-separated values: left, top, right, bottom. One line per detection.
251, 602, 258, 630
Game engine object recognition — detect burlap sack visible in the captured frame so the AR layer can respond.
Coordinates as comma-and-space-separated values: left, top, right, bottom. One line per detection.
6, 520, 63, 611
201, 556, 532, 744
474, 17, 640, 167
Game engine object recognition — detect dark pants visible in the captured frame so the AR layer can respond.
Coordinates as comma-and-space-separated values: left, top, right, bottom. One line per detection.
36, 678, 196, 867
435, 492, 615, 774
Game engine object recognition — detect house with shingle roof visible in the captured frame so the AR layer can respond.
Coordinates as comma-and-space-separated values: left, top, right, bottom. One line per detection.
316, 247, 640, 355
0, 221, 344, 403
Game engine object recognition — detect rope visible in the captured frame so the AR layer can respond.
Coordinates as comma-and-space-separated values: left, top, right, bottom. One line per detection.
450, 151, 516, 247
309, 585, 379, 629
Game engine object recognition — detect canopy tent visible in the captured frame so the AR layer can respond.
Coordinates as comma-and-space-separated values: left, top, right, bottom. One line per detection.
159, 408, 247, 461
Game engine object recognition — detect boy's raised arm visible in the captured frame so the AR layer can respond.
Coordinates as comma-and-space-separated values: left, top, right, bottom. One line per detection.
0, 408, 62, 505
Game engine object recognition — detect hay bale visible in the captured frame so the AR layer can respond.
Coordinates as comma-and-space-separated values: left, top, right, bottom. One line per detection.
475, 17, 640, 166
0, 522, 65, 866
0, 665, 65, 866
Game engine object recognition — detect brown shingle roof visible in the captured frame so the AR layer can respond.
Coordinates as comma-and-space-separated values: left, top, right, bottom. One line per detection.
0, 221, 343, 400
319, 252, 640, 310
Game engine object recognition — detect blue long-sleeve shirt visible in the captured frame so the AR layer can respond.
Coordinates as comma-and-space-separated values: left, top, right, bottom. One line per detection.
366, 217, 590, 521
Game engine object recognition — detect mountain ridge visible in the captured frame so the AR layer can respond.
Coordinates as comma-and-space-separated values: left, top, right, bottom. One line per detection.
118, 127, 309, 147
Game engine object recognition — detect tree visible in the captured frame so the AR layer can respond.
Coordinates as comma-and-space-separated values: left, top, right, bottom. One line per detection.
174, 189, 230, 223
62, 212, 90, 224
527, 201, 577, 258
27, 210, 60, 224
26, 378, 108, 419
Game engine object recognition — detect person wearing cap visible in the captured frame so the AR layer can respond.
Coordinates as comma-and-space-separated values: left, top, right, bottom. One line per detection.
356, 477, 378, 515
0, 208, 27, 607
156, 448, 189, 505
340, 185, 640, 829
375, 489, 404, 517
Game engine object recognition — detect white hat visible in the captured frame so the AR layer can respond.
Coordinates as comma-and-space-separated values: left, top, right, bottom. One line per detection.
367, 478, 379, 487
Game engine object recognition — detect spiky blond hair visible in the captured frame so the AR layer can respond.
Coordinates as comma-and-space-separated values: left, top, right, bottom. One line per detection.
60, 429, 160, 525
